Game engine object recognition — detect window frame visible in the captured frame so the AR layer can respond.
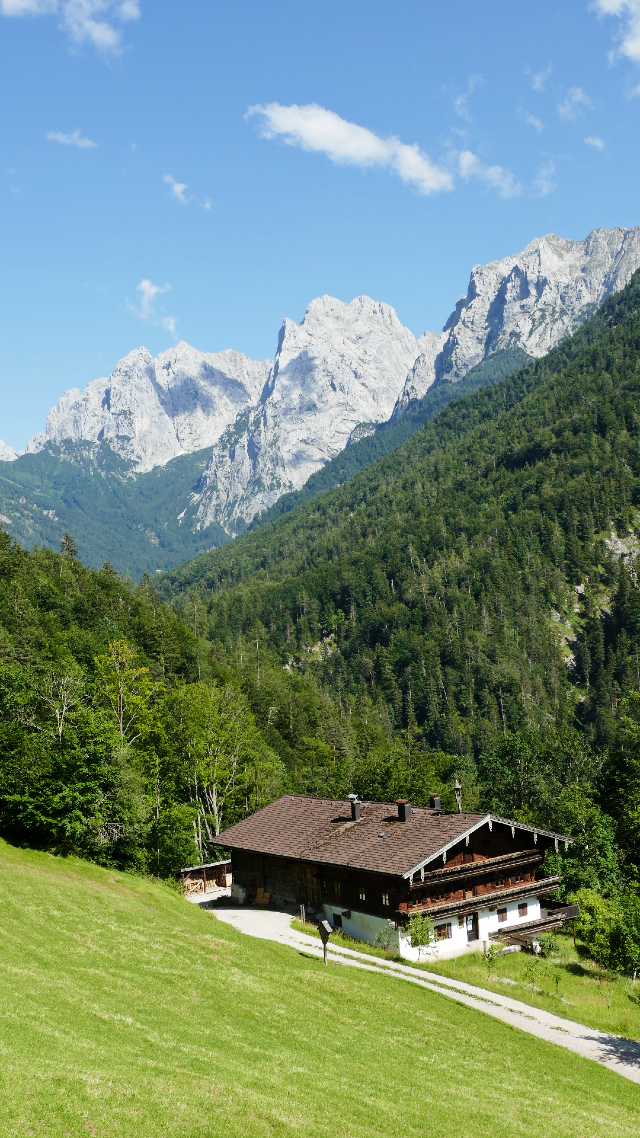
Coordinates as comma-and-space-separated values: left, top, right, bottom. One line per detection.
435, 922, 452, 940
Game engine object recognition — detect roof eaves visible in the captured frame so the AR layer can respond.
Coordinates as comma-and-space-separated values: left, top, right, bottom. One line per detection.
403, 815, 491, 878
488, 814, 574, 845
402, 814, 573, 879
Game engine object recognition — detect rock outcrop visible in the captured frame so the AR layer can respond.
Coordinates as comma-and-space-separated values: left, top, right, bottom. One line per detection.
394, 226, 640, 413
191, 295, 420, 530
0, 440, 18, 462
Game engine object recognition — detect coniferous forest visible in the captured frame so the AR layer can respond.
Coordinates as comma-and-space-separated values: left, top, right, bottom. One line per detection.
5, 273, 640, 970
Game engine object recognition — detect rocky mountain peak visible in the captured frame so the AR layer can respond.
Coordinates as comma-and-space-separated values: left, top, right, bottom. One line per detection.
25, 343, 269, 473
394, 225, 640, 411
13, 224, 640, 547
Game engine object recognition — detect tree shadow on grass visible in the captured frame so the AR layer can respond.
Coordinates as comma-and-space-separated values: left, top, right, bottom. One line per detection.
564, 961, 594, 978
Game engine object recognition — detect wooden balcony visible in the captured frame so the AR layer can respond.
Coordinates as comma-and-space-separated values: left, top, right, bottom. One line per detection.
398, 876, 562, 921
409, 848, 544, 889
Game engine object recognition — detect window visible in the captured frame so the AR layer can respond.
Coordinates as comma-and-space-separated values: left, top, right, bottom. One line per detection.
359, 889, 366, 901
435, 923, 452, 940
458, 917, 465, 928
497, 908, 507, 923
333, 881, 342, 895
518, 902, 528, 918
333, 913, 342, 928
381, 892, 390, 906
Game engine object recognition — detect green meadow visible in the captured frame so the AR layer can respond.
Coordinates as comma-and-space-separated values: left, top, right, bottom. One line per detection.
1, 840, 639, 1138
292, 918, 640, 1040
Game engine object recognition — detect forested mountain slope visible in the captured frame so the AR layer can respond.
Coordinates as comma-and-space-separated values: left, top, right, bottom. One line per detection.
159, 270, 640, 762
252, 346, 532, 528
0, 442, 231, 578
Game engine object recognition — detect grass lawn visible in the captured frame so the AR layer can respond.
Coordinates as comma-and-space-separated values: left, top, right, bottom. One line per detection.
291, 919, 640, 1040
427, 931, 640, 1039
1, 842, 639, 1138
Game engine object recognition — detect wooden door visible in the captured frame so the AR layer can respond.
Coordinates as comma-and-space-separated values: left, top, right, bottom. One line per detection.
466, 913, 479, 942
293, 862, 322, 907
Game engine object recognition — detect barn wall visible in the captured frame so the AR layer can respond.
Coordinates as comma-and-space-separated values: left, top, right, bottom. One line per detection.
231, 850, 298, 903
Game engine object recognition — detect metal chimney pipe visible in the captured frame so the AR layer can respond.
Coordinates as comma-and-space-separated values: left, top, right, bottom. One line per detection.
454, 779, 463, 814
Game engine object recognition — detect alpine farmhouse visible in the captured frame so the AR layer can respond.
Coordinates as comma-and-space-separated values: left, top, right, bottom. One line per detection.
217, 794, 577, 960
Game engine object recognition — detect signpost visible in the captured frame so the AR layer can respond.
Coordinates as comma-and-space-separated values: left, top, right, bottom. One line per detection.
319, 919, 333, 965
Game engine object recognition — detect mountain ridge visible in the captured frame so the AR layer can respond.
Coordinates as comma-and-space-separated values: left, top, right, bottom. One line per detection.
4, 225, 640, 574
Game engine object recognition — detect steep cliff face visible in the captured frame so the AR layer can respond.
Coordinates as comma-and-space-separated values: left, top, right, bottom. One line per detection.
0, 440, 18, 462
191, 295, 420, 529
394, 226, 640, 413
26, 344, 270, 472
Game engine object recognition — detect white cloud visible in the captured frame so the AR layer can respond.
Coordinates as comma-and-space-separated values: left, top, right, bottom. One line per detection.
246, 102, 454, 195
162, 174, 188, 204
127, 279, 175, 335
558, 86, 593, 119
534, 159, 557, 197
453, 74, 483, 123
0, 0, 140, 53
592, 1, 640, 64
525, 112, 544, 131
1, 0, 56, 11
117, 0, 138, 18
531, 65, 552, 91
457, 150, 521, 198
585, 134, 605, 148
46, 128, 97, 148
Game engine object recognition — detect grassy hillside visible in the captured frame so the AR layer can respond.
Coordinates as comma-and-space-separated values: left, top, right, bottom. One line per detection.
1, 840, 639, 1138
0, 442, 231, 578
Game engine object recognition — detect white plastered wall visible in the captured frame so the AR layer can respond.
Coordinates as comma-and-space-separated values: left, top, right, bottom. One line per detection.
323, 904, 400, 951
325, 896, 541, 961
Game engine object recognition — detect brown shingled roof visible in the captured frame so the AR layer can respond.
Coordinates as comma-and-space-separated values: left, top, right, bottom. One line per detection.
218, 795, 489, 878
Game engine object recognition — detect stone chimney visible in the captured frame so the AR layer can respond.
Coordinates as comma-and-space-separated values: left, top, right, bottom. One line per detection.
396, 798, 411, 822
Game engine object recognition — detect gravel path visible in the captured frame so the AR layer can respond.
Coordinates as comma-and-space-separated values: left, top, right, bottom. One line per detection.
213, 904, 640, 1086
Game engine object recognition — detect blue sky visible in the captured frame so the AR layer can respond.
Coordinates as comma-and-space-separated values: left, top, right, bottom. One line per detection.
2, 0, 640, 449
